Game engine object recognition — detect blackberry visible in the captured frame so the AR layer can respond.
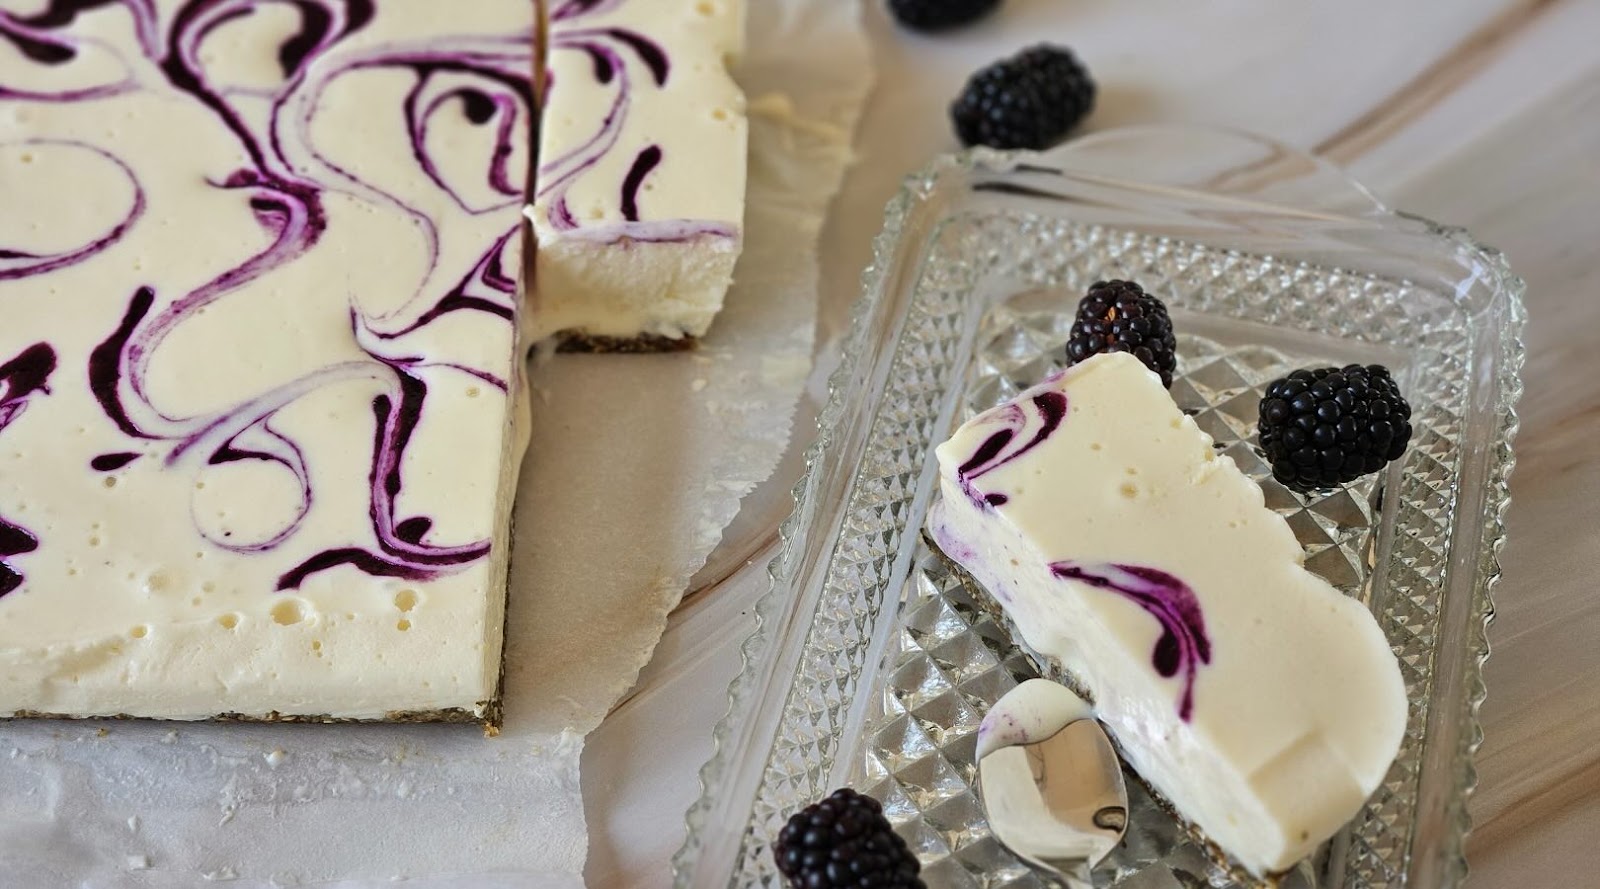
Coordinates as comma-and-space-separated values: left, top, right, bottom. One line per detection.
1065, 280, 1178, 387
951, 44, 1094, 150
1257, 365, 1413, 494
773, 788, 925, 889
888, 0, 1002, 31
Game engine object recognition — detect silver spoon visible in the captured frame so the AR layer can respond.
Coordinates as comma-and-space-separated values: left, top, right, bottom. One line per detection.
977, 685, 1128, 887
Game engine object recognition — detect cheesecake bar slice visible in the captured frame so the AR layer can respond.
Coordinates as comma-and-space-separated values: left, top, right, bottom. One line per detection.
0, 0, 535, 722
527, 0, 748, 347
929, 352, 1407, 875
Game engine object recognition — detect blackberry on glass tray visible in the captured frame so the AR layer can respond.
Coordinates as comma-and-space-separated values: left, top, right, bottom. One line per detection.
1257, 365, 1414, 494
1065, 279, 1178, 387
773, 788, 926, 889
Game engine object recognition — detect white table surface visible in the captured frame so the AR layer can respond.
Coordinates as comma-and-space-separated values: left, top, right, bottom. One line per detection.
585, 2, 1600, 885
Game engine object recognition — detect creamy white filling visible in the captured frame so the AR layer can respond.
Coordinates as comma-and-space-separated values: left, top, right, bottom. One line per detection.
527, 0, 748, 342
0, 0, 535, 720
930, 352, 1407, 875
526, 225, 740, 339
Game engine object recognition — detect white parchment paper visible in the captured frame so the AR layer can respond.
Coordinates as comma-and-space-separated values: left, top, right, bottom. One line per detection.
0, 2, 870, 886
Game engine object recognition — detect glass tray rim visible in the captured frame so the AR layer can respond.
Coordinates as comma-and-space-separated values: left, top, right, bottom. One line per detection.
673, 127, 1527, 889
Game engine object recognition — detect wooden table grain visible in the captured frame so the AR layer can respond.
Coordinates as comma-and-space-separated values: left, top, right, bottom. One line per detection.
585, 3, 1600, 885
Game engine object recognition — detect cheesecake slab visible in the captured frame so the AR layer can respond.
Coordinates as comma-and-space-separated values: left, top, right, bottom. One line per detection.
527, 0, 748, 346
0, 0, 535, 722
929, 352, 1408, 875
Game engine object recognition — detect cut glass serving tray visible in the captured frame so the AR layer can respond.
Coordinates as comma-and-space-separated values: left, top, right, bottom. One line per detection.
673, 127, 1525, 889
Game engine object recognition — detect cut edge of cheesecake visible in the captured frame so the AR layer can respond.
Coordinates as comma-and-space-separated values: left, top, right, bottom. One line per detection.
1, 442, 525, 731
525, 0, 749, 351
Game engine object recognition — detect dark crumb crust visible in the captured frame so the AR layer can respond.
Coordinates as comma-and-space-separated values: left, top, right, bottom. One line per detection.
555, 330, 697, 353
5, 706, 488, 726
922, 531, 1290, 888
